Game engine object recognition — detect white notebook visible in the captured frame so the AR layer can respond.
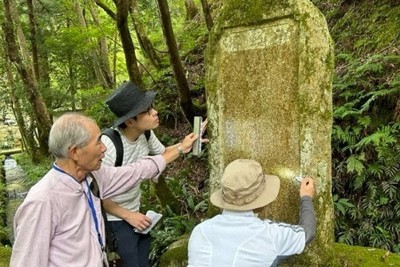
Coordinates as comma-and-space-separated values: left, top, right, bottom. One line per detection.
134, 210, 163, 234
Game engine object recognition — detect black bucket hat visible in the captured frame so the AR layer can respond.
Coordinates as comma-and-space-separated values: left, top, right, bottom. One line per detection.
106, 81, 157, 127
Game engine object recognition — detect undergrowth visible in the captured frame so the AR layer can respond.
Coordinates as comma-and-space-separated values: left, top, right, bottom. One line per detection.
320, 0, 400, 253
140, 151, 209, 267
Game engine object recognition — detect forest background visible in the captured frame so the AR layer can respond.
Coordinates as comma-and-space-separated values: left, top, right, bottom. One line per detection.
0, 0, 399, 266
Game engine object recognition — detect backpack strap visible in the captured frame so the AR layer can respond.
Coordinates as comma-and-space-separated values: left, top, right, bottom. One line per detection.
102, 128, 151, 167
102, 128, 123, 167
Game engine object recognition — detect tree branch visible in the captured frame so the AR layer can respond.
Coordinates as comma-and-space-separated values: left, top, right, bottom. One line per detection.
94, 0, 116, 20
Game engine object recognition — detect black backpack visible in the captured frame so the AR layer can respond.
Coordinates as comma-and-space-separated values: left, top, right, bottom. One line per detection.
102, 128, 151, 167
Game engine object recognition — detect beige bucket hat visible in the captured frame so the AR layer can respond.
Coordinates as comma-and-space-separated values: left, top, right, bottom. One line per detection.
210, 159, 280, 211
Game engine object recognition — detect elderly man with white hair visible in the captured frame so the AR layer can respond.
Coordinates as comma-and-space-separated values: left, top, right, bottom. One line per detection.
10, 112, 199, 267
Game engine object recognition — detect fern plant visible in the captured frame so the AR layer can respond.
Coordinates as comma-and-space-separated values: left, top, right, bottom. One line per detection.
332, 49, 400, 253
140, 159, 209, 266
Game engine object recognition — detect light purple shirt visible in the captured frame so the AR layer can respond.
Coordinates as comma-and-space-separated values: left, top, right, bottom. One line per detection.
188, 210, 306, 267
10, 155, 165, 267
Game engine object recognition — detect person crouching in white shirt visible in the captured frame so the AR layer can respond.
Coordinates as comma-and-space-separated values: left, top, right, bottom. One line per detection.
188, 159, 316, 267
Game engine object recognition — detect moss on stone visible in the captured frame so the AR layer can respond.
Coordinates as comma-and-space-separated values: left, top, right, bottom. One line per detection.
330, 243, 400, 267
158, 237, 189, 267
0, 246, 11, 266
159, 238, 400, 267
220, 0, 292, 28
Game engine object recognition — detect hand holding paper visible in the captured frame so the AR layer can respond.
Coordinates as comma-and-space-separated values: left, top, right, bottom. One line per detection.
134, 210, 162, 234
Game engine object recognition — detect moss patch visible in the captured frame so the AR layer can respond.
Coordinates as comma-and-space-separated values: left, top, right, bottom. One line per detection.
158, 238, 189, 267
158, 240, 400, 267
0, 246, 11, 266
330, 243, 400, 267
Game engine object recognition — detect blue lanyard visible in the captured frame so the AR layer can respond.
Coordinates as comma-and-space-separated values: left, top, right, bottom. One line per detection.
52, 163, 104, 251
84, 178, 104, 250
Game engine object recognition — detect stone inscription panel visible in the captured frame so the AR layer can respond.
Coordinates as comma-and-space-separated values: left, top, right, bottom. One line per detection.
220, 20, 293, 52
217, 18, 300, 176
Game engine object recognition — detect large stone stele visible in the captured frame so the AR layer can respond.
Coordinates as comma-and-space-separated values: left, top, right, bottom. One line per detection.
205, 0, 334, 265
158, 0, 400, 266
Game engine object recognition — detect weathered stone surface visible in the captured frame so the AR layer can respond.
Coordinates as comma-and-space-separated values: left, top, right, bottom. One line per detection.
205, 0, 334, 264
158, 240, 400, 267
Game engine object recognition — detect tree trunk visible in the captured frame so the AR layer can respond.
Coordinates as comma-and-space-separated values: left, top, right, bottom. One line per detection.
129, 1, 162, 70
5, 58, 39, 161
112, 31, 118, 85
9, 0, 29, 64
113, 0, 143, 88
38, 47, 52, 111
88, 0, 114, 89
152, 176, 180, 214
200, 0, 214, 31
94, 0, 118, 86
27, 0, 53, 117
3, 0, 52, 159
67, 50, 78, 111
27, 0, 40, 80
74, 0, 113, 89
156, 0, 195, 122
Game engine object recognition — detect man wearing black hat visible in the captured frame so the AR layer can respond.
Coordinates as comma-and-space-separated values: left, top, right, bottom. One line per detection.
102, 81, 204, 267
188, 159, 316, 267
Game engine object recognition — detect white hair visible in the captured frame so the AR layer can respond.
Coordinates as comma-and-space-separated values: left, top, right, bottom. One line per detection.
48, 113, 95, 159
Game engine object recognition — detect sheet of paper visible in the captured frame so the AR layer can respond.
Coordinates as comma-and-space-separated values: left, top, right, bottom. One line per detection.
134, 210, 162, 234
192, 116, 202, 156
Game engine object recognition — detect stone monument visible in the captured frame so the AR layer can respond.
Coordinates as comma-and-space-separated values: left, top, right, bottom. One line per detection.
206, 0, 334, 264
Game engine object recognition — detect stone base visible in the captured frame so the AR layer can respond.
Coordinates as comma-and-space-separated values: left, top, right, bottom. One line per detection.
158, 237, 400, 267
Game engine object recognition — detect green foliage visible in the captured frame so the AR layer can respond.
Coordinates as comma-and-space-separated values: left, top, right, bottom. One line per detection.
152, 74, 184, 126
331, 47, 400, 255
15, 153, 52, 185
81, 86, 115, 128
333, 195, 355, 216
86, 101, 115, 129
323, 0, 400, 254
140, 164, 209, 267
0, 226, 9, 244
333, 95, 400, 252
315, 1, 400, 55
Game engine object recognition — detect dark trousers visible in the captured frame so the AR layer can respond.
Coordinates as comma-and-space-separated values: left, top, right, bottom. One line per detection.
109, 220, 152, 267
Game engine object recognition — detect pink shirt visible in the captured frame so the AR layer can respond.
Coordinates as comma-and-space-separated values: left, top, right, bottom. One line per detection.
10, 155, 165, 267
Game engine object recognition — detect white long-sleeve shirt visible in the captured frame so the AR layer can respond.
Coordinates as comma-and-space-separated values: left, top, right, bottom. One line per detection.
188, 196, 316, 267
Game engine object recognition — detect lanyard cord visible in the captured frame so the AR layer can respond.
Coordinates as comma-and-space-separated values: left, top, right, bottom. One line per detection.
84, 178, 105, 250
52, 163, 105, 251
